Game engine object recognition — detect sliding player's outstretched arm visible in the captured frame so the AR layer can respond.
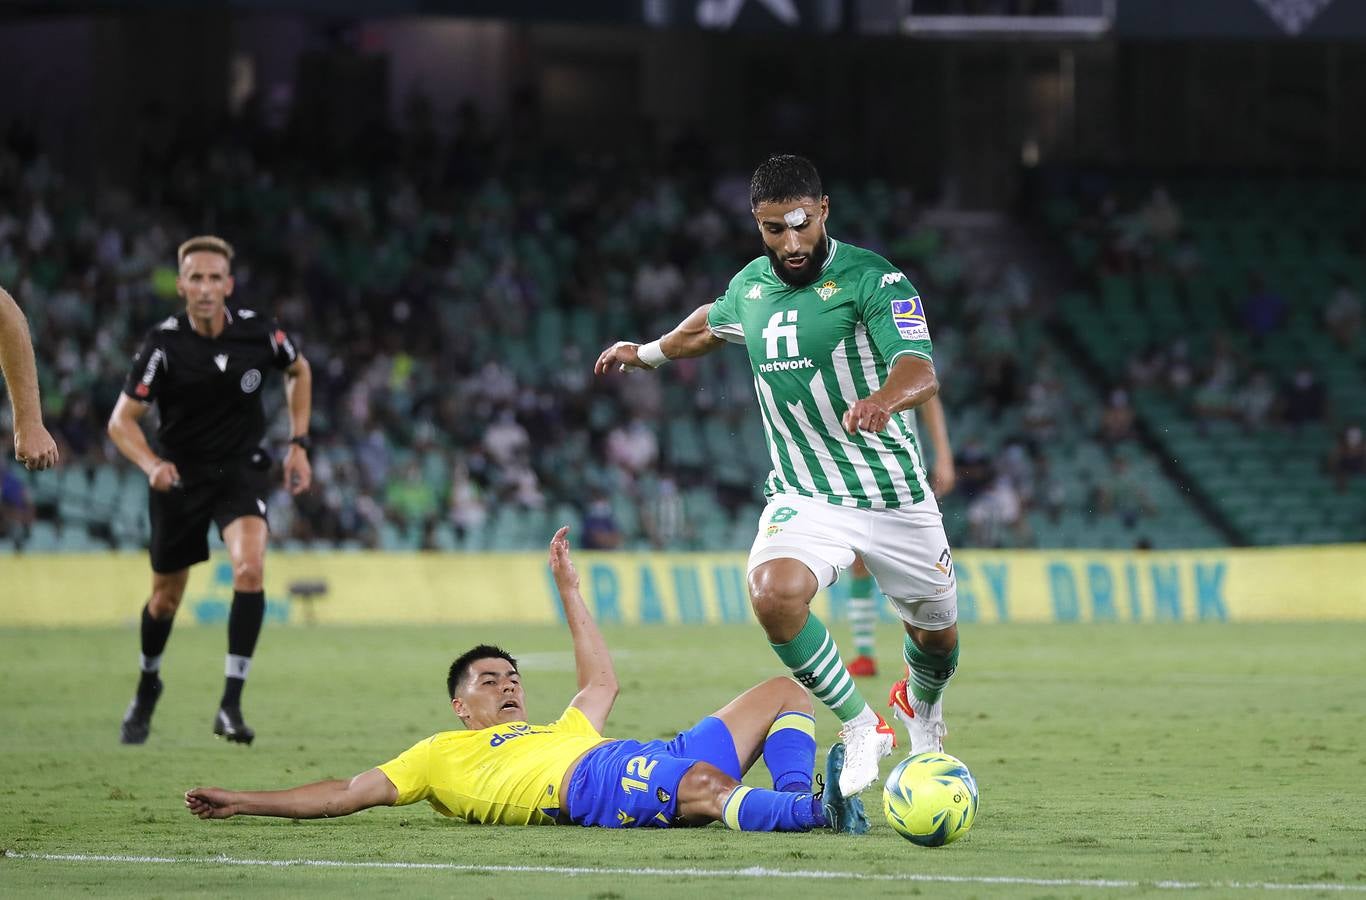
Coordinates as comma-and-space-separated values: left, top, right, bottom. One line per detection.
595, 303, 726, 374
186, 768, 397, 820
549, 526, 618, 732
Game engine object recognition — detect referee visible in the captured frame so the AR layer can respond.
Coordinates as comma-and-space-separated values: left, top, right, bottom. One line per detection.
108, 236, 312, 745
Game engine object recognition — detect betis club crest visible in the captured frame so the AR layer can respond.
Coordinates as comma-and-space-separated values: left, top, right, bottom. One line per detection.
816, 280, 840, 301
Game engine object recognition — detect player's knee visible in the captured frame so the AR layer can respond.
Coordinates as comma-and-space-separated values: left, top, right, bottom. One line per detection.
149, 586, 185, 618
232, 559, 264, 591
765, 676, 813, 714
747, 566, 811, 624
681, 762, 738, 815
912, 623, 958, 654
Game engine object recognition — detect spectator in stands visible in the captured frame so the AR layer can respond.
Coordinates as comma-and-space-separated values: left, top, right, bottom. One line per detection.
640, 473, 689, 550
1279, 366, 1327, 427
1192, 373, 1235, 422
581, 492, 624, 550
1326, 425, 1364, 492
1029, 454, 1067, 523
448, 456, 488, 541
483, 407, 530, 470
385, 460, 441, 532
1021, 360, 1066, 441
1190, 335, 1240, 423
1127, 342, 1166, 389
1165, 339, 1195, 392
967, 473, 1026, 548
1169, 228, 1202, 281
1322, 275, 1361, 353
500, 459, 545, 510
633, 248, 685, 316
605, 417, 658, 479
1098, 388, 1136, 445
1234, 369, 1278, 429
1239, 274, 1287, 345
953, 439, 993, 501
0, 455, 34, 542
1140, 186, 1182, 245
1093, 456, 1155, 528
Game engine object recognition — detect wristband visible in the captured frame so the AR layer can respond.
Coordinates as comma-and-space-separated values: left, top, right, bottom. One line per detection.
637, 340, 669, 368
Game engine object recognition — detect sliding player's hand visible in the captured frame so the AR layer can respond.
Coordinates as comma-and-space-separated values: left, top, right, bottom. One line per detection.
594, 341, 648, 375
185, 787, 238, 819
548, 526, 580, 592
842, 398, 892, 435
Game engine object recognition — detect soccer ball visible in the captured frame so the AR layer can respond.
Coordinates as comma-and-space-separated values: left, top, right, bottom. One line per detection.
882, 752, 979, 846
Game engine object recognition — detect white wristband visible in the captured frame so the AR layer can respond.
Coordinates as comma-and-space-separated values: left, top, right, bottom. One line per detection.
637, 339, 669, 368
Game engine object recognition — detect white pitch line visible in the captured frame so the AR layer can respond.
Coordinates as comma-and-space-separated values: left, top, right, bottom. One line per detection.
5, 852, 1366, 893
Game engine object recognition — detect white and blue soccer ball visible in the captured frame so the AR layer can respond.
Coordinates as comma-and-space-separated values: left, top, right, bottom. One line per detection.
882, 752, 979, 846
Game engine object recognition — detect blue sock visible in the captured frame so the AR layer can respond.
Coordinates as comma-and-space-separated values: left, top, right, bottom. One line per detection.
721, 786, 825, 832
763, 711, 816, 793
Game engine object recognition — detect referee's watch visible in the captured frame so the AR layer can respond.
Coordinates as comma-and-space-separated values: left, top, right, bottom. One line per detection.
289, 435, 312, 452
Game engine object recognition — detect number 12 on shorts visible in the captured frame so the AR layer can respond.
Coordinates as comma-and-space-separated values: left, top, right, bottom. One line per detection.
620, 755, 657, 794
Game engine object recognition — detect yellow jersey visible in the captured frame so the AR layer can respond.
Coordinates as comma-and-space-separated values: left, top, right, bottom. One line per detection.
377, 705, 608, 825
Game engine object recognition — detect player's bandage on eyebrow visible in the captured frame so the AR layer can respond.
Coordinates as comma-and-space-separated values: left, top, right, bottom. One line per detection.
783, 207, 808, 227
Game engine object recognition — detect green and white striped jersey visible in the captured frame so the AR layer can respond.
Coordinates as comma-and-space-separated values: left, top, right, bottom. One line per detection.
707, 238, 934, 509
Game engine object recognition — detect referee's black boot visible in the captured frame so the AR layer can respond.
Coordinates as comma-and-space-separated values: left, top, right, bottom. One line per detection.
213, 705, 255, 745
120, 677, 163, 745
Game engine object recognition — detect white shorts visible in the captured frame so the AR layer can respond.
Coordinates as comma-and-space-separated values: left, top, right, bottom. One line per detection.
747, 493, 958, 630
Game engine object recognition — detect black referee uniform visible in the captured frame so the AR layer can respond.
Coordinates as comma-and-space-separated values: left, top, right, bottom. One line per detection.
123, 307, 300, 571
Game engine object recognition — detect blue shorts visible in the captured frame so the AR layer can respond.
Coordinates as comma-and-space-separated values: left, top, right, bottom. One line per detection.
565, 716, 741, 828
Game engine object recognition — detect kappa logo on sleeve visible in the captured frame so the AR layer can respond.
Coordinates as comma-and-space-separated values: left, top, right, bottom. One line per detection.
890, 296, 930, 341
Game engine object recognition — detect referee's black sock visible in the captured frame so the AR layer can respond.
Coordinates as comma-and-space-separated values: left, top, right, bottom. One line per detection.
221, 590, 265, 709
138, 603, 174, 696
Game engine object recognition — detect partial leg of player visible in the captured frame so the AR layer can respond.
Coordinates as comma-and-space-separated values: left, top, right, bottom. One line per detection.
215, 516, 268, 744
120, 569, 187, 745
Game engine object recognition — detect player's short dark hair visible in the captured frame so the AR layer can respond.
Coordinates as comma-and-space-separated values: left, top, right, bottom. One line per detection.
447, 644, 518, 698
177, 235, 235, 268
750, 154, 823, 209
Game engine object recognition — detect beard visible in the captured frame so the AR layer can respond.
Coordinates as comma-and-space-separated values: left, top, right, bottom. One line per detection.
766, 233, 830, 287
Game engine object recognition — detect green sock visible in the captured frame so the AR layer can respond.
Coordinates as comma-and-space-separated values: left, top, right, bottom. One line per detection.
771, 613, 868, 722
847, 575, 876, 658
903, 635, 959, 705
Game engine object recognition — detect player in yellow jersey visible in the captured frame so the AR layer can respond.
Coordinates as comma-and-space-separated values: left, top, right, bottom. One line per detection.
185, 527, 870, 834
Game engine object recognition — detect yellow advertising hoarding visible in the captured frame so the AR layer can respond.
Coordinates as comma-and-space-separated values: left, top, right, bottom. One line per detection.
0, 546, 1362, 627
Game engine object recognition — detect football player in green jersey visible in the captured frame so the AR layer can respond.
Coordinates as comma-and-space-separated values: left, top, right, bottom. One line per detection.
596, 155, 960, 799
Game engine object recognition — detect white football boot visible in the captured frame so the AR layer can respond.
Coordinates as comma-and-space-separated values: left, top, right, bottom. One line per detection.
836, 709, 896, 795
889, 678, 948, 755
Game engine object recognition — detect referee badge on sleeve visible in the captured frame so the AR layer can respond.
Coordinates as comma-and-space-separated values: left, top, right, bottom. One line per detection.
240, 369, 262, 393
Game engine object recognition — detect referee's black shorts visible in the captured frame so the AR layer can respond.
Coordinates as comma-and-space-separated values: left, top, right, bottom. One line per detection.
148, 450, 273, 574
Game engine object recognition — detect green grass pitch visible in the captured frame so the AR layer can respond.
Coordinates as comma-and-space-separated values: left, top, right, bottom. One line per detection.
2, 621, 1365, 898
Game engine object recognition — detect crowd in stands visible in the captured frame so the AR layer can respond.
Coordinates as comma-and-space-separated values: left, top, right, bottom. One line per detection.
1058, 178, 1363, 478
0, 109, 1263, 552
1047, 172, 1366, 544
